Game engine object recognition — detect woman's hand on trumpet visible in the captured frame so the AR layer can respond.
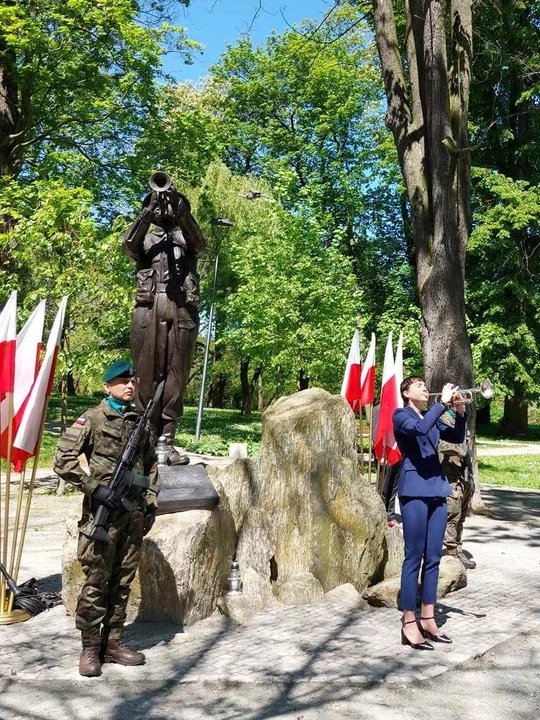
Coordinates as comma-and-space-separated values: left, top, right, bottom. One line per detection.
440, 383, 457, 404
440, 383, 465, 415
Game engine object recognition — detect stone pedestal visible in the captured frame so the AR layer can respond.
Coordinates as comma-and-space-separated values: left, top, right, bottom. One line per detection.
62, 472, 235, 626
217, 388, 387, 613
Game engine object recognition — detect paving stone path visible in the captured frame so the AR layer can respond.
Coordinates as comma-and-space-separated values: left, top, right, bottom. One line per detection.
1, 474, 539, 699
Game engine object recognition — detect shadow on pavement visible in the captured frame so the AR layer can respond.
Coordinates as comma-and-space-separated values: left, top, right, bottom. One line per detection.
481, 484, 540, 528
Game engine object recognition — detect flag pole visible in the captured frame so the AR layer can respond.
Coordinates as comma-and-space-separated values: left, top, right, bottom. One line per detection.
8, 467, 26, 578
367, 403, 374, 485
358, 402, 365, 475
11, 396, 51, 590
0, 392, 14, 615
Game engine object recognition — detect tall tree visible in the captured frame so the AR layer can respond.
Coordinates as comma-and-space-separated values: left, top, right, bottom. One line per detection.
371, 0, 474, 389
0, 0, 194, 205
368, 1, 489, 507
468, 0, 540, 435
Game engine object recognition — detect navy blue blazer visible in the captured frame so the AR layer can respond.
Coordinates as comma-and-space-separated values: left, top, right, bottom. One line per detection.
393, 402, 467, 498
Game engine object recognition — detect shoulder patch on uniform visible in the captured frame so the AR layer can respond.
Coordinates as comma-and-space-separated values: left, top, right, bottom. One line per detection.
63, 416, 88, 441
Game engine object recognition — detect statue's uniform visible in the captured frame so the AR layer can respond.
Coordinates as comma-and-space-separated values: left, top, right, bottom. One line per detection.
123, 200, 206, 443
54, 399, 158, 646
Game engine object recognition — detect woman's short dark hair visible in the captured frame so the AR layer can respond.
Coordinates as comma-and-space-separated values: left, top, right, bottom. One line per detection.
400, 375, 425, 403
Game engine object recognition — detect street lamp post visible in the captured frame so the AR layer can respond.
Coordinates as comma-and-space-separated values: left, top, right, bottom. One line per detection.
195, 217, 233, 442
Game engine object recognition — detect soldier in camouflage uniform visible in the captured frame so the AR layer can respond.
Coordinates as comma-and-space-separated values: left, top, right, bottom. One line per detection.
54, 360, 159, 677
438, 409, 476, 570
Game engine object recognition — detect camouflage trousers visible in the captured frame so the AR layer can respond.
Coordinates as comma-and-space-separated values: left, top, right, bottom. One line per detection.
76, 506, 145, 646
443, 463, 473, 552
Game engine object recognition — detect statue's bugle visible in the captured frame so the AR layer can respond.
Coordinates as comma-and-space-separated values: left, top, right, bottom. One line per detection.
149, 171, 172, 193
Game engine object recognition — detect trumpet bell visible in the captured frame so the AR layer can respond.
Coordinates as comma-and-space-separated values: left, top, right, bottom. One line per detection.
149, 171, 172, 193
479, 378, 494, 399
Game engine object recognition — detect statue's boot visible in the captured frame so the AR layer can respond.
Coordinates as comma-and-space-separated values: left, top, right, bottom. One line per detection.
162, 422, 190, 465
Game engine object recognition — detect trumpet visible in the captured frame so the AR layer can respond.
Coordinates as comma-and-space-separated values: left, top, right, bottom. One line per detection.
429, 379, 494, 405
149, 171, 172, 193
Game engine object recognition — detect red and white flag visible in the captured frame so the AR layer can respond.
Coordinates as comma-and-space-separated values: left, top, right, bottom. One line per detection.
0, 300, 46, 461
11, 297, 67, 472
394, 331, 404, 409
0, 291, 17, 400
341, 329, 362, 413
360, 333, 376, 406
374, 332, 402, 465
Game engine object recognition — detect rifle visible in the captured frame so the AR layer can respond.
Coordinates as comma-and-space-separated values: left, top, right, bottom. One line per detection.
90, 381, 164, 544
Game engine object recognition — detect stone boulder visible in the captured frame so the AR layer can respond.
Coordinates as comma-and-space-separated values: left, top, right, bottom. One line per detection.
324, 583, 369, 611
217, 388, 387, 612
362, 575, 401, 608
382, 526, 405, 579
437, 555, 467, 596
362, 554, 468, 608
62, 484, 236, 626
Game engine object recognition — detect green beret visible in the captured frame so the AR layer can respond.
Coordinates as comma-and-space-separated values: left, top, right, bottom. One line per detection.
103, 360, 134, 382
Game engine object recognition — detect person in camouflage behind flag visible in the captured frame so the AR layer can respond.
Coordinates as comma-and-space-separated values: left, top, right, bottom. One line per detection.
438, 409, 476, 570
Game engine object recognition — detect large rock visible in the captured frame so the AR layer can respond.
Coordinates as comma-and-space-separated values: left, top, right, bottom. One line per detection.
218, 388, 386, 611
62, 484, 236, 626
363, 554, 468, 608
437, 555, 467, 596
362, 575, 401, 608
324, 583, 369, 611
383, 526, 405, 579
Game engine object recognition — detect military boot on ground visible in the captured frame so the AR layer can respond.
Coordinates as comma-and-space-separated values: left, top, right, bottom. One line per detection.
103, 639, 146, 666
79, 646, 102, 677
457, 549, 476, 569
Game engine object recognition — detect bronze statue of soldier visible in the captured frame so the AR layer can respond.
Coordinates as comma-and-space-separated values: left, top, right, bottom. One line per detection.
123, 173, 206, 465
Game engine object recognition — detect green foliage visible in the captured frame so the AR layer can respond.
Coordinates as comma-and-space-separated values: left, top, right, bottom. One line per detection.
0, 0, 199, 209
189, 161, 364, 395
209, 3, 413, 334
468, 169, 540, 401
0, 179, 134, 391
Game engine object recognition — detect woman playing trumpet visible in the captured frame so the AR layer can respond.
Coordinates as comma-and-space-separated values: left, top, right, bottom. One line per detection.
393, 377, 466, 650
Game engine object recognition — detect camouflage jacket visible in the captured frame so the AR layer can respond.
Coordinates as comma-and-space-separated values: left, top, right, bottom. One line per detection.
53, 399, 159, 510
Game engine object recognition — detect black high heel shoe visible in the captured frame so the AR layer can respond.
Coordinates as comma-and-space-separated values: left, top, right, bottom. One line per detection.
418, 616, 452, 644
401, 618, 434, 650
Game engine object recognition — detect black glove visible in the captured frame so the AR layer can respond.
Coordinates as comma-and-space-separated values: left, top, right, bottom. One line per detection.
93, 485, 124, 512
143, 507, 156, 536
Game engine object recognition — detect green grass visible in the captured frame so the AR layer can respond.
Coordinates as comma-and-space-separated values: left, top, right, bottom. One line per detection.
38, 393, 263, 466
36, 394, 540, 478
479, 455, 540, 490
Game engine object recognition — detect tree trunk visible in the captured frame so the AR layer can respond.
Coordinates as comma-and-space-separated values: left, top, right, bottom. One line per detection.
500, 385, 528, 438
240, 358, 263, 417
257, 372, 264, 412
476, 403, 490, 425
207, 375, 226, 408
298, 369, 309, 390
372, 0, 486, 511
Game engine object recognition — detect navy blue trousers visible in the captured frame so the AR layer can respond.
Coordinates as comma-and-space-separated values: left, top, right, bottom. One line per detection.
399, 496, 448, 610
